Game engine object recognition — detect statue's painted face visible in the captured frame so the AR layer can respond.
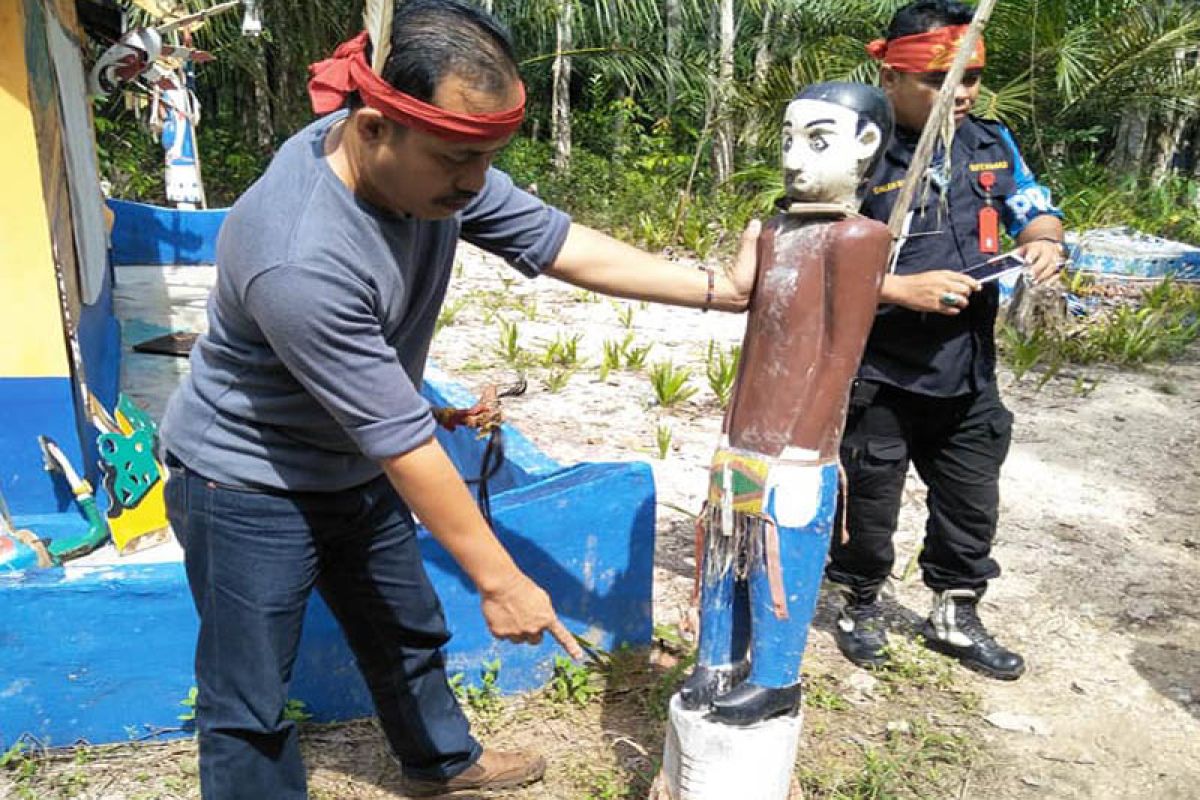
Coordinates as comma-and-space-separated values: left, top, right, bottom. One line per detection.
781, 99, 883, 204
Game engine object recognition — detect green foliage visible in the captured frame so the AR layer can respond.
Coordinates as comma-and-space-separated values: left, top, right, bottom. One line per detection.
283, 698, 312, 723
1066, 303, 1200, 365
647, 652, 695, 722
803, 674, 851, 712
450, 658, 504, 721
623, 338, 653, 370
599, 338, 623, 381
178, 686, 198, 722
178, 686, 308, 724
542, 367, 574, 393
613, 302, 636, 329
435, 296, 469, 335
648, 361, 698, 407
1, 737, 38, 782
539, 332, 584, 368
495, 320, 527, 367
999, 325, 1050, 381
705, 340, 742, 407
196, 123, 272, 207
547, 655, 601, 707
654, 423, 673, 459
1001, 279, 1200, 377
1052, 163, 1200, 245
92, 109, 164, 201
797, 719, 976, 800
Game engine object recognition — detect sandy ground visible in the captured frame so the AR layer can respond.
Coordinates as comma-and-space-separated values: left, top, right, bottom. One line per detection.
3, 244, 1197, 799
426, 245, 1200, 799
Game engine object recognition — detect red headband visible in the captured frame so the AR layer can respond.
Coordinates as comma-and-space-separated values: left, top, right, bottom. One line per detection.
866, 25, 986, 73
308, 32, 526, 142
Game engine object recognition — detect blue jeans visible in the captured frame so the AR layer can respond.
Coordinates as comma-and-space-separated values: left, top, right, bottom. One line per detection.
164, 455, 481, 799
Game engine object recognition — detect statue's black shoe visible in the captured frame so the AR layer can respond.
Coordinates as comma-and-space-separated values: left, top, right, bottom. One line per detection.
678, 662, 748, 711
708, 681, 800, 726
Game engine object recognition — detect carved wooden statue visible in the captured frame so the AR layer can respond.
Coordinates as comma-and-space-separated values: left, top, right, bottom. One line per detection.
656, 82, 894, 800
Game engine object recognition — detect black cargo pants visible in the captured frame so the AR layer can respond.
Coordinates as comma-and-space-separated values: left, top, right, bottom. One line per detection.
826, 379, 1014, 598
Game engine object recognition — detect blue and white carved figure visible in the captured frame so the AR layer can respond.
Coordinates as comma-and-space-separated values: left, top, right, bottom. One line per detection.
679, 83, 895, 727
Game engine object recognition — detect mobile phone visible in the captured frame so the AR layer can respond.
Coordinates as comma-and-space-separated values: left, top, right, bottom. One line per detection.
962, 252, 1027, 283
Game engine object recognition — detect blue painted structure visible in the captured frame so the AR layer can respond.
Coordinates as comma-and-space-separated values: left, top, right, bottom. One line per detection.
0, 204, 657, 748
0, 381, 656, 746
106, 199, 227, 266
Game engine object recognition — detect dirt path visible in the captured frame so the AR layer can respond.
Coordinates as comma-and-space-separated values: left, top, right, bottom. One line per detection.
4, 244, 1196, 799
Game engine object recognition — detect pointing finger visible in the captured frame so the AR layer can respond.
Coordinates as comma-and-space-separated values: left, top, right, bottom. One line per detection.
547, 618, 583, 661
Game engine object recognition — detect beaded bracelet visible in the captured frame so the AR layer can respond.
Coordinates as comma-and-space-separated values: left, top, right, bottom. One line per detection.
701, 267, 715, 312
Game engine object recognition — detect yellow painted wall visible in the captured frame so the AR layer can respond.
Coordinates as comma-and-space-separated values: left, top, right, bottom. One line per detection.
0, 0, 71, 378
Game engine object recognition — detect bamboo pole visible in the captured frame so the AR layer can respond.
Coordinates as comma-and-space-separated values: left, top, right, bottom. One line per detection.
886, 0, 1001, 241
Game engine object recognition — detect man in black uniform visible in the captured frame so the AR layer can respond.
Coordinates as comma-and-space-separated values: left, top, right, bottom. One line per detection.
826, 0, 1065, 680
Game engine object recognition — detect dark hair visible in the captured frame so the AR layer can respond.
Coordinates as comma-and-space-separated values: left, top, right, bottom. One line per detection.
364, 0, 518, 104
793, 82, 894, 176
885, 0, 974, 41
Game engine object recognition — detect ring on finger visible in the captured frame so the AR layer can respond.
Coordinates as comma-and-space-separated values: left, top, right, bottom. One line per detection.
939, 292, 960, 307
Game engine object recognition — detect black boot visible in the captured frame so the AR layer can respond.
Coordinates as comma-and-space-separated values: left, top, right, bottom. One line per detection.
920, 589, 1025, 680
708, 681, 800, 726
833, 588, 889, 668
678, 661, 749, 711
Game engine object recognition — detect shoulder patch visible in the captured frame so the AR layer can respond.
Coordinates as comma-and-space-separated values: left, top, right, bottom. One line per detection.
872, 179, 904, 195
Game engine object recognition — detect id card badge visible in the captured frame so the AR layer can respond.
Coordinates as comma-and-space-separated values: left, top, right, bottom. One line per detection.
978, 206, 1000, 254
977, 171, 1000, 254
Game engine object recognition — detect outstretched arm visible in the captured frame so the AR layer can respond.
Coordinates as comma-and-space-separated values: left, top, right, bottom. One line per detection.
545, 221, 761, 312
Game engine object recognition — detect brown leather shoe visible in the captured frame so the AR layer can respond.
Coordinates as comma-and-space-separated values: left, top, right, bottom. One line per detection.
403, 748, 547, 797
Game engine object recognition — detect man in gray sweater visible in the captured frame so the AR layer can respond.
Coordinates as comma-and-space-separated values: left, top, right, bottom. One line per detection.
160, 1, 758, 798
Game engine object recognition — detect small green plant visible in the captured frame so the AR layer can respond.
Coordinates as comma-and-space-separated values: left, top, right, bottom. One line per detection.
547, 655, 601, 706
1074, 374, 1100, 397
705, 340, 741, 407
539, 332, 583, 368
649, 361, 698, 407
999, 324, 1047, 381
647, 652, 695, 721
623, 338, 653, 370
655, 423, 673, 459
283, 698, 312, 723
452, 658, 504, 721
514, 294, 540, 321
179, 686, 309, 725
0, 737, 38, 783
802, 674, 850, 711
876, 636, 956, 693
599, 338, 623, 381
435, 296, 469, 334
178, 686, 198, 722
615, 302, 636, 329
573, 289, 600, 303
495, 319, 526, 366
542, 367, 574, 393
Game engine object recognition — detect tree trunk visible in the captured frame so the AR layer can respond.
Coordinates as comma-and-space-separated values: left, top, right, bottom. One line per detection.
1189, 123, 1200, 182
1148, 109, 1191, 184
753, 5, 772, 87
665, 0, 681, 115
551, 0, 573, 171
750, 4, 772, 149
711, 0, 735, 185
1107, 107, 1149, 175
251, 41, 273, 154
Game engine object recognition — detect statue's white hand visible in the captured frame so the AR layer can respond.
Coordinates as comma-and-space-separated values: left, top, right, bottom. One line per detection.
730, 219, 763, 310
